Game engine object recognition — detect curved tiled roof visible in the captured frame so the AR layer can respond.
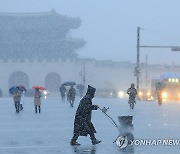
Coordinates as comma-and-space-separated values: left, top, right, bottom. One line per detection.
0, 9, 85, 59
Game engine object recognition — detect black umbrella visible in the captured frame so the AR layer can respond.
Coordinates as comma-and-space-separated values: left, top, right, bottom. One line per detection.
62, 81, 76, 86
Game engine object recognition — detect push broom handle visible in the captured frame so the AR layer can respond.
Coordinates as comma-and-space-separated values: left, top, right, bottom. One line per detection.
98, 107, 119, 130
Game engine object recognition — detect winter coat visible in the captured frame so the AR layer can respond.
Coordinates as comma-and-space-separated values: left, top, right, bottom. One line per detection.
73, 94, 98, 136
13, 90, 22, 102
127, 87, 137, 103
34, 91, 41, 106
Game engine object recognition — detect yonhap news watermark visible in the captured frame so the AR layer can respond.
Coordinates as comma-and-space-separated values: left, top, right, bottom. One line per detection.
116, 136, 180, 149
131, 139, 180, 146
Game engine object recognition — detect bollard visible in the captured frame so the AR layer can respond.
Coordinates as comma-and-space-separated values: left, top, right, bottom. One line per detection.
118, 116, 133, 132
115, 116, 134, 149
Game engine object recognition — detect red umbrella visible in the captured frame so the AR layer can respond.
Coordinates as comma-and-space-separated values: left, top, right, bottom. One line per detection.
32, 86, 46, 90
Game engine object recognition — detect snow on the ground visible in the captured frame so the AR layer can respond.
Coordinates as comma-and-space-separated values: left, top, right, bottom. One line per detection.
0, 96, 180, 154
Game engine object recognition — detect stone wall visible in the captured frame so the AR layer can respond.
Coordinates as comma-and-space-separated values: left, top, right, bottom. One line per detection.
0, 58, 179, 96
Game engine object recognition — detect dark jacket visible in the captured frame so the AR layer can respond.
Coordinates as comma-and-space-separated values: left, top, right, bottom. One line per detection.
127, 87, 137, 103
73, 94, 98, 136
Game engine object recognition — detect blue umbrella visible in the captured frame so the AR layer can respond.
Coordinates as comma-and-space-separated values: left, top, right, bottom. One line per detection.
9, 86, 20, 94
9, 86, 26, 94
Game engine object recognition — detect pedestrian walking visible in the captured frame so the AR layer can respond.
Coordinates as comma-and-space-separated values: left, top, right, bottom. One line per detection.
34, 88, 42, 113
13, 88, 22, 113
127, 83, 137, 109
67, 85, 76, 107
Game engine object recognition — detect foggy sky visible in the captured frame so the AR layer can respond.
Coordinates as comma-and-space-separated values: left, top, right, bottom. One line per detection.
0, 0, 180, 65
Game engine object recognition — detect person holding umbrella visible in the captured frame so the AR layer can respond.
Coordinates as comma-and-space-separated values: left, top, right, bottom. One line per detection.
34, 88, 42, 113
33, 86, 46, 113
67, 85, 76, 107
70, 85, 101, 145
13, 87, 22, 113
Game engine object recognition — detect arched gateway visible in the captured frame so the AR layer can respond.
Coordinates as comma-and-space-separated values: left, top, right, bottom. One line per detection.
9, 71, 29, 89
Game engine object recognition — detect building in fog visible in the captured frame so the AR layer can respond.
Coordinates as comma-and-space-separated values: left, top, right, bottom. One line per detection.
0, 9, 85, 61
0, 10, 179, 96
0, 9, 86, 94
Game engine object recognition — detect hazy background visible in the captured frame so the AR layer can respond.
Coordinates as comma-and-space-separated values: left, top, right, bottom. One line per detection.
0, 0, 180, 65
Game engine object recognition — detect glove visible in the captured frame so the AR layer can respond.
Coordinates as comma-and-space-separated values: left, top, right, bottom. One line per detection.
93, 105, 98, 110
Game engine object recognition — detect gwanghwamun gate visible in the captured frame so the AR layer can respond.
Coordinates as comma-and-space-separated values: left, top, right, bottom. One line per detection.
0, 9, 179, 96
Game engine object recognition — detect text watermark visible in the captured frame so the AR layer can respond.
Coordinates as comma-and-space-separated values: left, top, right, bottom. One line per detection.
115, 136, 180, 149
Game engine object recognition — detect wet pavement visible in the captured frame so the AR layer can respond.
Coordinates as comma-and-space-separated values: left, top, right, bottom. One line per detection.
0, 96, 180, 154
